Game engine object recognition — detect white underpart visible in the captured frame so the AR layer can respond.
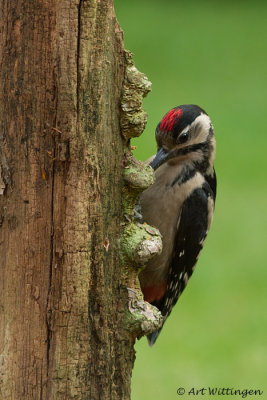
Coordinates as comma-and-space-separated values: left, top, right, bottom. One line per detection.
139, 171, 205, 284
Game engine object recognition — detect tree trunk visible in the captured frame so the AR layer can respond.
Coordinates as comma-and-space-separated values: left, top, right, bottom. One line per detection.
0, 1, 161, 399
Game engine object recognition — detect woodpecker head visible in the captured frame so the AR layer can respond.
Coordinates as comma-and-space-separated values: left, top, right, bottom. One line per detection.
150, 104, 215, 175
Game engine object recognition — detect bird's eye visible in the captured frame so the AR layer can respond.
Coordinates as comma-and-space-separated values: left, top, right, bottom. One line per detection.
178, 131, 189, 143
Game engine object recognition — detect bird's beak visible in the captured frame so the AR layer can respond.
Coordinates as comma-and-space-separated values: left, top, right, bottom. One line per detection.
150, 148, 169, 170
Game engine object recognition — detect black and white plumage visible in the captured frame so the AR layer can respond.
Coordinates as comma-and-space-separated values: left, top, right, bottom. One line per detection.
138, 104, 217, 346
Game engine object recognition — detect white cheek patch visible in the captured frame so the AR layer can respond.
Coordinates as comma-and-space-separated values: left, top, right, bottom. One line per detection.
180, 113, 211, 145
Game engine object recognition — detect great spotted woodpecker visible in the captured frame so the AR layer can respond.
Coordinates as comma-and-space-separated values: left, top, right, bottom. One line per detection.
139, 104, 216, 346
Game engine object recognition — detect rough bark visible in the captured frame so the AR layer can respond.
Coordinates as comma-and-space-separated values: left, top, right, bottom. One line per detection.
0, 1, 162, 399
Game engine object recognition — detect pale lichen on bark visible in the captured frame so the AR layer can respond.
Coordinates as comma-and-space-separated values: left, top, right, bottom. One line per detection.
120, 51, 163, 339
120, 51, 152, 140
122, 222, 161, 266
126, 288, 162, 338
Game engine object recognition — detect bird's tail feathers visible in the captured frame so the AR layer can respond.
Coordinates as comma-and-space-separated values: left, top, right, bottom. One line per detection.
147, 330, 160, 347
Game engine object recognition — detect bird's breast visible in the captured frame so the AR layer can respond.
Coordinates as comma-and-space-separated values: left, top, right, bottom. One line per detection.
139, 166, 205, 286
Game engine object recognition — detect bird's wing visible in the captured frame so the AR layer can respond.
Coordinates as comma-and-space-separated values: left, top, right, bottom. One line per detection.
148, 182, 215, 345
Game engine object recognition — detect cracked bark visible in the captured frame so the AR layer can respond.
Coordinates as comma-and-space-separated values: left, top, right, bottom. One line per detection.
0, 1, 162, 399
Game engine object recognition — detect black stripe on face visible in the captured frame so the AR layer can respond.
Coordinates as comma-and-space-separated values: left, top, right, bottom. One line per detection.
178, 142, 208, 155
163, 142, 207, 164
171, 166, 196, 186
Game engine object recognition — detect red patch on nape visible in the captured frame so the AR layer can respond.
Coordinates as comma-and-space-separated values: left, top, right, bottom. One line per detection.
142, 283, 167, 303
160, 108, 183, 132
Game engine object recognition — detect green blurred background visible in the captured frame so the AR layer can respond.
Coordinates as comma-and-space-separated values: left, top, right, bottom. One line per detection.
115, 1, 267, 399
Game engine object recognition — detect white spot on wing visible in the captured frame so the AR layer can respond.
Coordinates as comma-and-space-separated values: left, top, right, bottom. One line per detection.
165, 298, 171, 307
176, 212, 182, 229
199, 238, 205, 246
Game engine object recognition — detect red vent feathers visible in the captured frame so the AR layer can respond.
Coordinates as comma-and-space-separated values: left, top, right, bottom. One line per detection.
160, 108, 183, 132
142, 283, 167, 303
